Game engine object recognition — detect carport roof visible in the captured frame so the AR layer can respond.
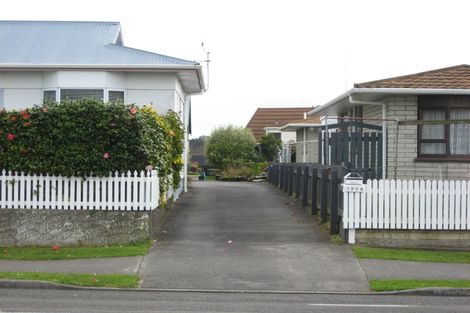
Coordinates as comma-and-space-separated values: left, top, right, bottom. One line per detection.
279, 116, 322, 131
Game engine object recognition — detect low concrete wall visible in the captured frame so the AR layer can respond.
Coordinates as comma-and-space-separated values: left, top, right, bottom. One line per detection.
355, 229, 470, 250
0, 208, 169, 247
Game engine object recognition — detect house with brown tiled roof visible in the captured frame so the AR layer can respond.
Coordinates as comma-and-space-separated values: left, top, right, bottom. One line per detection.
308, 64, 470, 180
246, 107, 312, 143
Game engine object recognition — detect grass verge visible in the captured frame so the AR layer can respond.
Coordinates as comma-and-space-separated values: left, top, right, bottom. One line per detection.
0, 241, 152, 260
370, 279, 470, 292
352, 246, 470, 264
0, 272, 139, 288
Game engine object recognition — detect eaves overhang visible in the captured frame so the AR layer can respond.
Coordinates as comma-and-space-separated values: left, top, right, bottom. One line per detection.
0, 63, 206, 95
308, 88, 470, 117
280, 123, 322, 132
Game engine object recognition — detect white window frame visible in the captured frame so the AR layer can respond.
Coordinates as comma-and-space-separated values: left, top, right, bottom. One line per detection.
43, 88, 127, 103
43, 88, 60, 102
59, 88, 105, 102
0, 89, 4, 108
106, 88, 126, 103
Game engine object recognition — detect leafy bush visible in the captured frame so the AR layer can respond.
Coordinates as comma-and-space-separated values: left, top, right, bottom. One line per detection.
218, 161, 270, 181
139, 107, 184, 191
205, 125, 257, 169
219, 165, 255, 181
259, 133, 282, 161
0, 100, 184, 195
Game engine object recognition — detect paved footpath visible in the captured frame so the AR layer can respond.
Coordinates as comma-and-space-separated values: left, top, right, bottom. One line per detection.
139, 181, 369, 291
0, 256, 143, 275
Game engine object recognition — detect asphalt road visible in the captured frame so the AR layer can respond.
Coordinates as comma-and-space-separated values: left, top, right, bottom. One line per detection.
140, 181, 368, 291
1, 288, 470, 313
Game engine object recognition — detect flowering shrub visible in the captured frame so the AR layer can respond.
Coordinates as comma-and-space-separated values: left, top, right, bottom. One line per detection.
0, 100, 184, 197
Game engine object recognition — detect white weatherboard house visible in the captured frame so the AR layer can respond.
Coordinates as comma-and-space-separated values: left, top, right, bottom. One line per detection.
0, 20, 206, 194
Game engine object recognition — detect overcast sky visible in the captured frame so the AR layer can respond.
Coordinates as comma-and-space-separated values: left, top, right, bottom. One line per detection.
3, 0, 470, 137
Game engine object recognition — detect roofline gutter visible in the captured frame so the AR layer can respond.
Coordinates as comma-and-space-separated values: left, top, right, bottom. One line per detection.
279, 123, 322, 131
0, 63, 202, 70
307, 87, 470, 116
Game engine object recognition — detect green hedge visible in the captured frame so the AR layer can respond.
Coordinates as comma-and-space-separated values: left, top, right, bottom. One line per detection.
0, 100, 184, 192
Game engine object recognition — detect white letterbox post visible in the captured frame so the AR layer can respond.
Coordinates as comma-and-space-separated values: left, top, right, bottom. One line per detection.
342, 173, 364, 244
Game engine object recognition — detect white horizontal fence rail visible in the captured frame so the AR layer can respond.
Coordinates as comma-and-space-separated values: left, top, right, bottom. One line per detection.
0, 170, 159, 211
343, 179, 470, 232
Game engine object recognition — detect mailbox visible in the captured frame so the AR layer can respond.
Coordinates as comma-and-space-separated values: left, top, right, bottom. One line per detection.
343, 172, 364, 192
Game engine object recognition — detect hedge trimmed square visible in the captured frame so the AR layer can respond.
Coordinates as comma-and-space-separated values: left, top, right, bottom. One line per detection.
0, 100, 184, 194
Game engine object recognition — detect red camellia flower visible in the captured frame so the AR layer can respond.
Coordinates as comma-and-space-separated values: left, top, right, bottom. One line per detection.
20, 111, 30, 119
129, 107, 137, 115
23, 122, 32, 127
103, 152, 110, 159
51, 245, 60, 251
6, 133, 15, 141
9, 115, 17, 122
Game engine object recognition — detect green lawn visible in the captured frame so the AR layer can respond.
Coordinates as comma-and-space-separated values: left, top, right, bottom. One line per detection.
0, 241, 152, 260
370, 279, 470, 292
352, 246, 470, 264
0, 272, 139, 288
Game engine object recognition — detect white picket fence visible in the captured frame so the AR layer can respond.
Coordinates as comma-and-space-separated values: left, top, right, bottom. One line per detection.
343, 179, 470, 231
0, 170, 159, 211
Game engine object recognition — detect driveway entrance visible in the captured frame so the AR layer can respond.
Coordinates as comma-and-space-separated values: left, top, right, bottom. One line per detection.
140, 181, 368, 291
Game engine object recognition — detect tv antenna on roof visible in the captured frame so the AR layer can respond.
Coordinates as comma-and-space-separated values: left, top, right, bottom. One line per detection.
200, 42, 211, 90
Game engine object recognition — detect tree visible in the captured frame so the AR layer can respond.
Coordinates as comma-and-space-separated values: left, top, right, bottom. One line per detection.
259, 133, 282, 161
205, 126, 257, 169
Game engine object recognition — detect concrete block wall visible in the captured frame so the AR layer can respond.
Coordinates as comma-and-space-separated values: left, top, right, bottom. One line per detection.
306, 127, 319, 163
384, 96, 419, 179
355, 229, 470, 249
362, 104, 382, 126
361, 96, 470, 180
295, 127, 319, 163
0, 208, 169, 246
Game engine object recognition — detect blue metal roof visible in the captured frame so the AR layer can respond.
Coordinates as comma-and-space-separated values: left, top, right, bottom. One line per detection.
0, 21, 197, 66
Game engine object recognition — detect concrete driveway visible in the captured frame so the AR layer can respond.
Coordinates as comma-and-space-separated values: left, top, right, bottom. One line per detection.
140, 181, 368, 291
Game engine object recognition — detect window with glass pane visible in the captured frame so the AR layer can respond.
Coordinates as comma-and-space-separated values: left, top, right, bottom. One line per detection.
450, 109, 470, 155
60, 89, 103, 101
420, 110, 446, 155
108, 91, 124, 102
43, 90, 56, 103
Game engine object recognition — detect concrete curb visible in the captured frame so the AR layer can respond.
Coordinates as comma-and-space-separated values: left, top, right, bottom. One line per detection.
0, 280, 77, 290
1, 280, 470, 296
